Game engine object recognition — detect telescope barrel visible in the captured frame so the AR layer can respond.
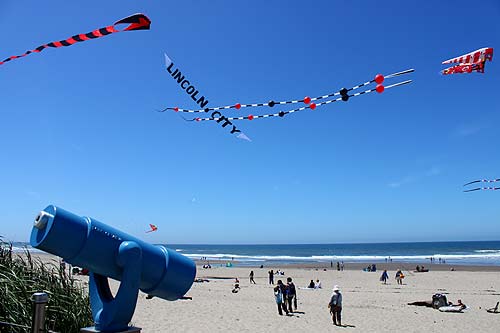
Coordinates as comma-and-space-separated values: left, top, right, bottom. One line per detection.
30, 205, 195, 301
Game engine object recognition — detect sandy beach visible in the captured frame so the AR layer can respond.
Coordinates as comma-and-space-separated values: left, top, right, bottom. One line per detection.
17, 253, 500, 332
128, 265, 499, 332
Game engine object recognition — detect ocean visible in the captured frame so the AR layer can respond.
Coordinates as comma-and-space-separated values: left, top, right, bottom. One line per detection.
9, 241, 500, 266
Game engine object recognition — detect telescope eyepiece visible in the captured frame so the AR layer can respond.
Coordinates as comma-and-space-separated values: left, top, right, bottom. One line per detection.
34, 211, 54, 229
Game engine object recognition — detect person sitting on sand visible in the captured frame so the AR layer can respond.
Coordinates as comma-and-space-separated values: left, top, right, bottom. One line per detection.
380, 270, 389, 284
449, 299, 466, 310
315, 279, 322, 289
232, 279, 240, 293
416, 265, 421, 272
308, 279, 315, 288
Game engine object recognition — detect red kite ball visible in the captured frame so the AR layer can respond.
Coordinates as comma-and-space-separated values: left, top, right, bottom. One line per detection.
174, 107, 179, 112
303, 96, 311, 104
375, 74, 384, 84
248, 115, 254, 120
376, 84, 385, 93
195, 118, 201, 121
235, 103, 241, 109
310, 103, 317, 110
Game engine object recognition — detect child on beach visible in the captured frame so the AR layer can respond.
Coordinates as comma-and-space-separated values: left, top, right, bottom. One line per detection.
395, 269, 404, 285
380, 270, 389, 284
249, 270, 256, 284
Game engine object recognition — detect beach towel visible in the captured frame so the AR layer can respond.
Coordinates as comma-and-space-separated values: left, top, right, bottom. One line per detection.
438, 305, 468, 313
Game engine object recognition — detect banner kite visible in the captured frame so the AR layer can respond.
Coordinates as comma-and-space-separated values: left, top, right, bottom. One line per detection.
463, 179, 500, 192
163, 53, 250, 141
160, 69, 414, 122
441, 47, 494, 75
0, 13, 151, 66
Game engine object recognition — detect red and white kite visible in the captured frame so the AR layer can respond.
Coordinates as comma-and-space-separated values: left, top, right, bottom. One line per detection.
146, 224, 158, 233
441, 47, 493, 75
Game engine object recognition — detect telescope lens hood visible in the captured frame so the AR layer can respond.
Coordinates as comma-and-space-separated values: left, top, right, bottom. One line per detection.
30, 205, 89, 259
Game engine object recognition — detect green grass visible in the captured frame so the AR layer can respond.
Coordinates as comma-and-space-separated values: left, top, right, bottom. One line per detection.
0, 239, 93, 332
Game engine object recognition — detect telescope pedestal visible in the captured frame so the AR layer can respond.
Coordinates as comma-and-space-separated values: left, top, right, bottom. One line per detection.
83, 241, 143, 333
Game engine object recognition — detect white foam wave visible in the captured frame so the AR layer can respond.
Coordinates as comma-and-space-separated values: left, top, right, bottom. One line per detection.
183, 252, 500, 262
474, 249, 500, 253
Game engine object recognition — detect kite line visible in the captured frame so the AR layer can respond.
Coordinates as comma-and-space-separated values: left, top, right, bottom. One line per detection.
0, 13, 151, 66
463, 179, 500, 192
160, 69, 414, 122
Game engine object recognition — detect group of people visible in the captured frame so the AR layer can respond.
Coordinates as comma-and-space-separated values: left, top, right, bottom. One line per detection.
330, 261, 345, 271
273, 277, 298, 315
363, 264, 377, 272
379, 269, 405, 284
307, 279, 322, 289
267, 269, 285, 285
272, 276, 342, 326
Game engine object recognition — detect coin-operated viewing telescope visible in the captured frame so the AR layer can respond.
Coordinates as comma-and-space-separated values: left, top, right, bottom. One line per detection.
30, 205, 196, 332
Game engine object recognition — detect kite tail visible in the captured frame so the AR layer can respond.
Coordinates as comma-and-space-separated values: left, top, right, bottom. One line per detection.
0, 13, 150, 66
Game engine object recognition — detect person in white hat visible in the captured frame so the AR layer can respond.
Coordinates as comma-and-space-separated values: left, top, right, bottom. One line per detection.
328, 285, 342, 326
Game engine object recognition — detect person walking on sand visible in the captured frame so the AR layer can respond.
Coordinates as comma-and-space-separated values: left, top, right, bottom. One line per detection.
249, 270, 256, 284
395, 269, 404, 285
268, 269, 274, 285
329, 285, 342, 326
380, 270, 389, 284
274, 280, 289, 315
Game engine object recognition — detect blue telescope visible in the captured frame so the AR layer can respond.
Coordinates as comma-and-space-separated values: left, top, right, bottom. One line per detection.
30, 205, 196, 332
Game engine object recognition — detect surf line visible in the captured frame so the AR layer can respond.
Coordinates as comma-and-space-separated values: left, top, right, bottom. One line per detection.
164, 53, 241, 135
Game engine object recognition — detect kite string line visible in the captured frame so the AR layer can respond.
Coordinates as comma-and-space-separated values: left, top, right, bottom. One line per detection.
464, 187, 500, 192
463, 179, 500, 186
194, 79, 412, 121
163, 69, 415, 113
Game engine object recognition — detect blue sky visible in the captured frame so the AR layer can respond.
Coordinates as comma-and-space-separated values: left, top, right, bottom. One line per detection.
0, 0, 499, 244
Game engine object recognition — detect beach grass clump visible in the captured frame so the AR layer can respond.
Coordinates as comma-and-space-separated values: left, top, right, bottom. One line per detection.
0, 239, 93, 332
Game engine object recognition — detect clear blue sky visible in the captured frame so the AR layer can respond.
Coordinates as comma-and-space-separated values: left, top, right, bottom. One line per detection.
1, 0, 499, 244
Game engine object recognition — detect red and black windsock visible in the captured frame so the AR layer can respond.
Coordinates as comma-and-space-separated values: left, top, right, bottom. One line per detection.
0, 13, 151, 66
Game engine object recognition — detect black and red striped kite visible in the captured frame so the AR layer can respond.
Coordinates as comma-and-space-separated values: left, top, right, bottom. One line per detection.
0, 13, 151, 66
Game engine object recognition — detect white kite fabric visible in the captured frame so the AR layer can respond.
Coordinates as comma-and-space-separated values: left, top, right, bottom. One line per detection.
161, 69, 414, 122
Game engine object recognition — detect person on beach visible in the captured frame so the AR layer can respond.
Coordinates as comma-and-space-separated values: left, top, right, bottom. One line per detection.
337, 262, 340, 271
315, 279, 322, 289
308, 279, 315, 288
449, 299, 466, 310
329, 285, 342, 326
274, 280, 289, 315
380, 270, 389, 284
340, 261, 344, 271
286, 277, 297, 312
395, 269, 404, 285
249, 270, 256, 284
268, 269, 274, 285
232, 278, 240, 293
